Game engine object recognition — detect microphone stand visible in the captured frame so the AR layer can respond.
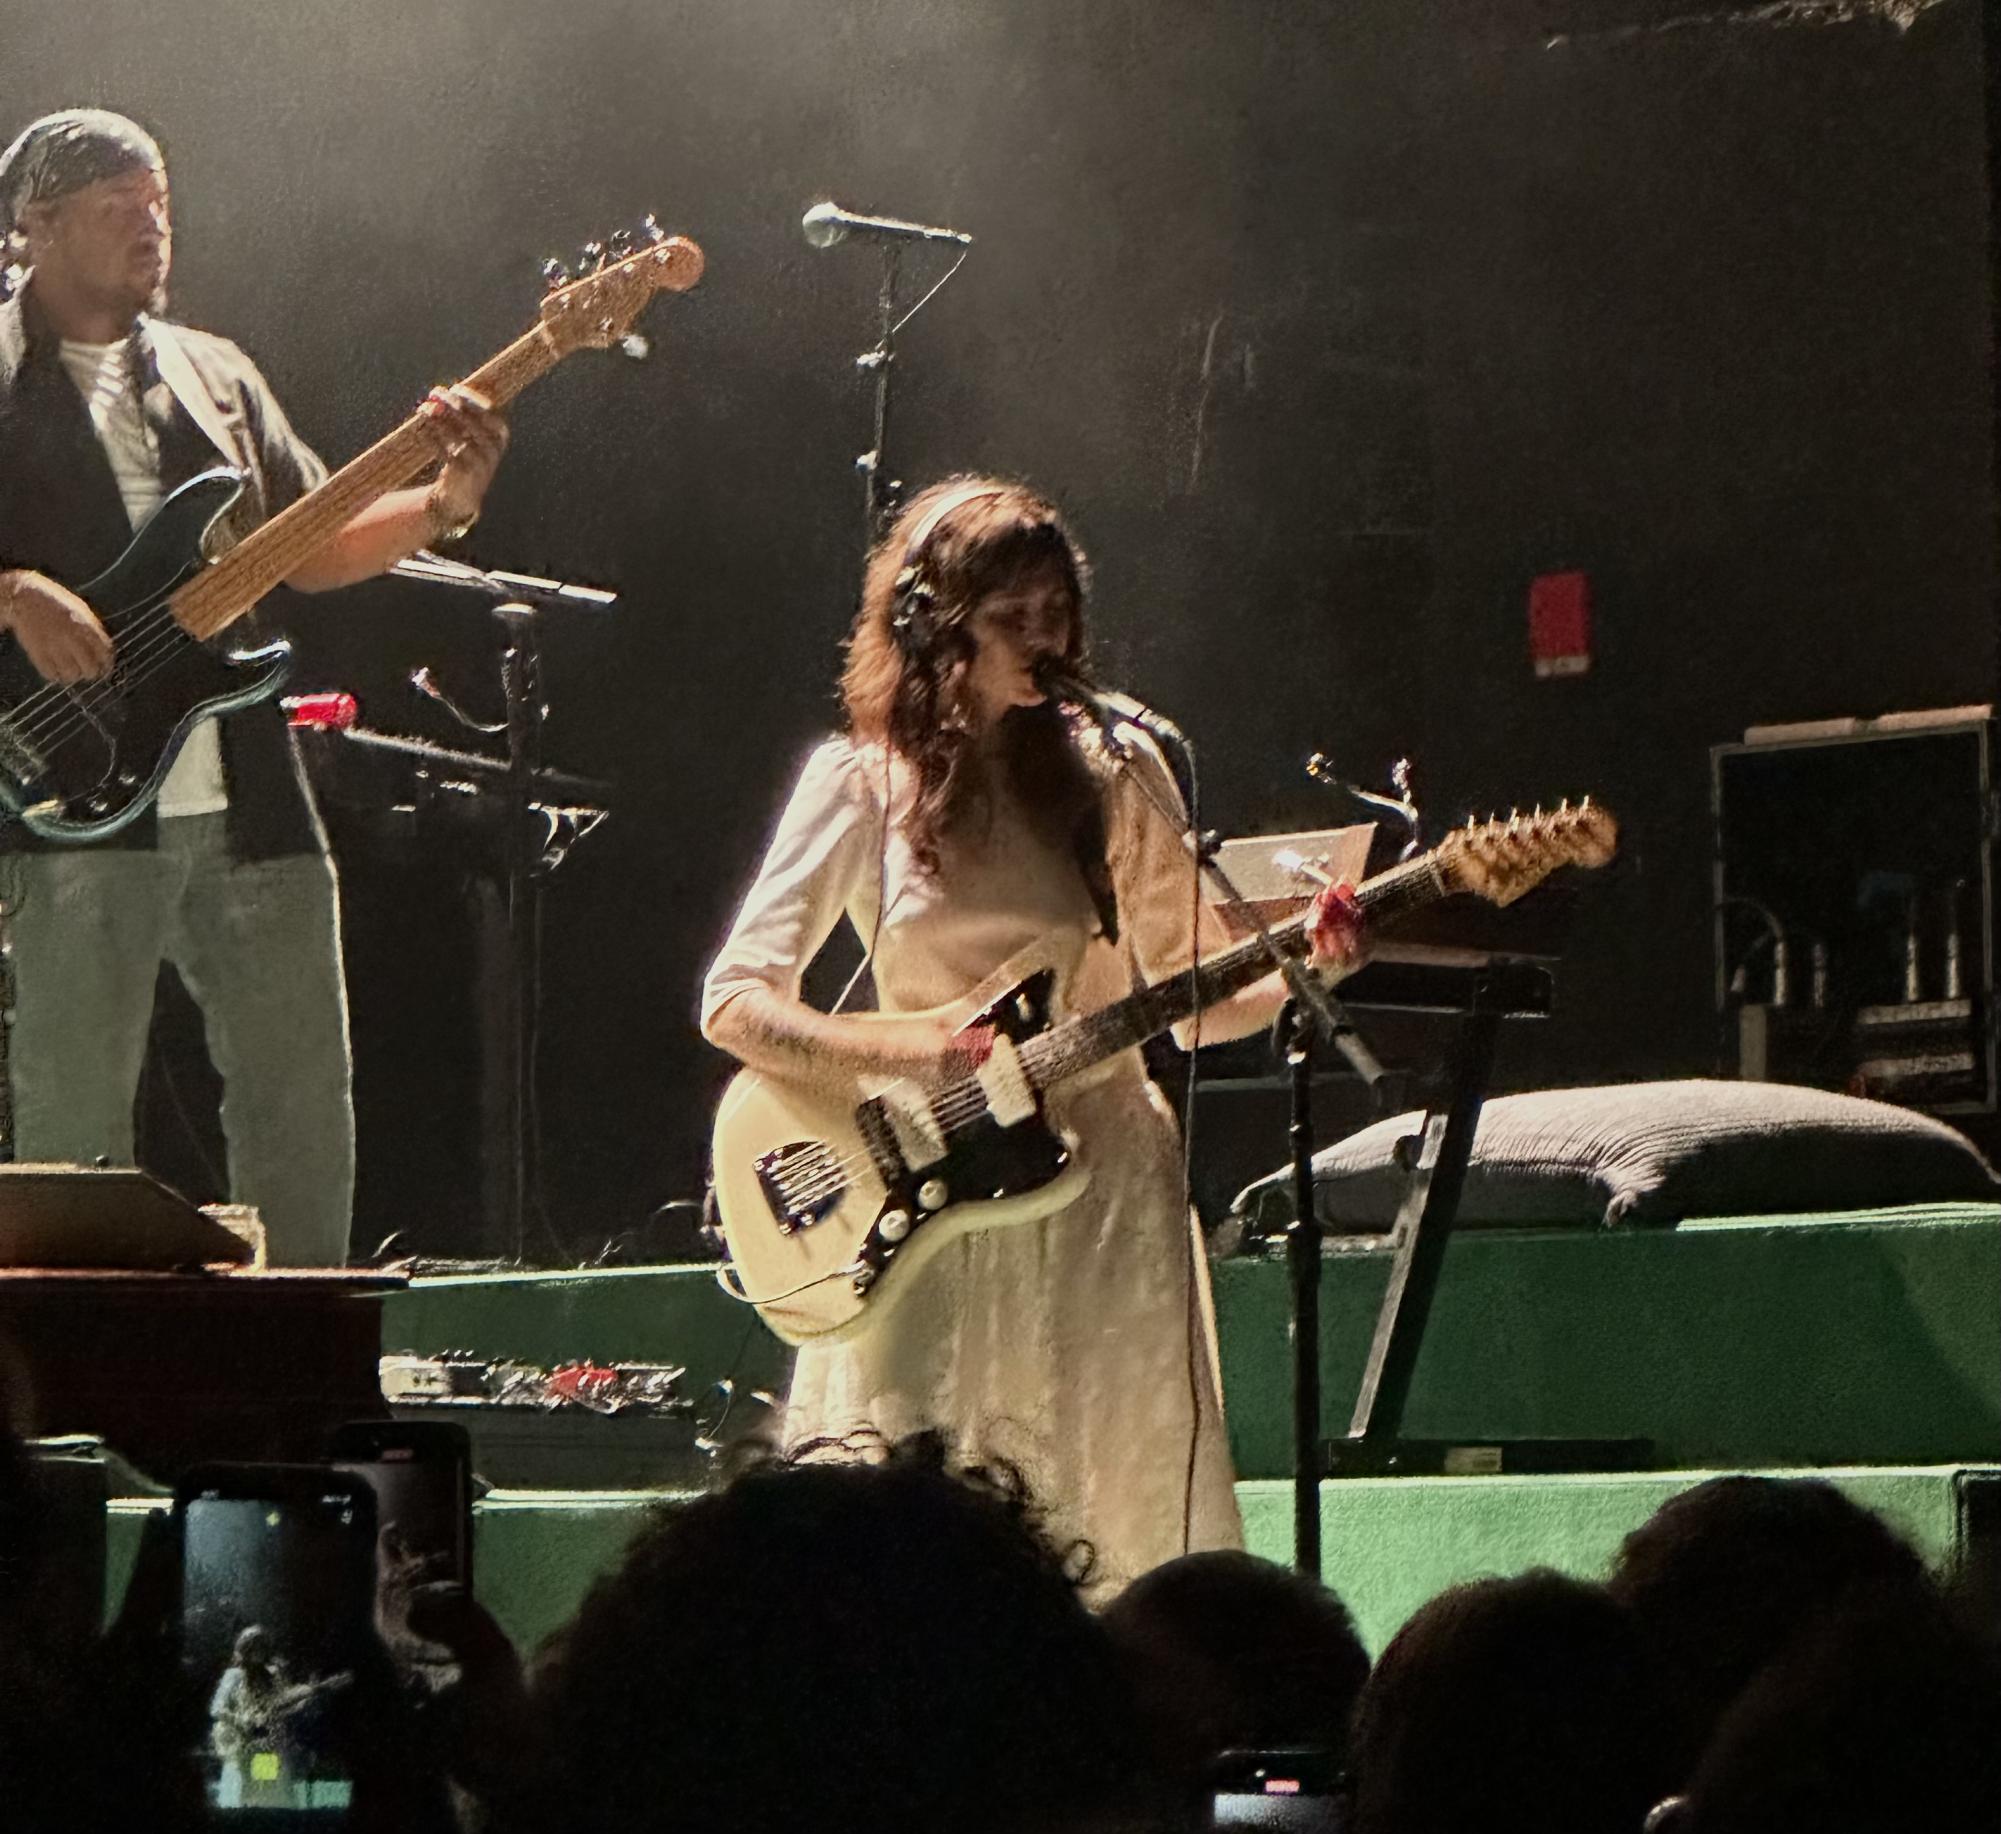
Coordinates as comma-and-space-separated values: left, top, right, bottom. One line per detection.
370, 553, 615, 1261
1084, 703, 1374, 1578
856, 244, 902, 543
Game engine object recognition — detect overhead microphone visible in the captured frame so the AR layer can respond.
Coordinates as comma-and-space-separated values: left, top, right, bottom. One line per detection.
801, 200, 974, 250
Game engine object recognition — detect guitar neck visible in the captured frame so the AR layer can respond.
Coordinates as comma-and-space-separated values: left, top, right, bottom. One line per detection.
1017, 849, 1449, 1089
170, 323, 562, 641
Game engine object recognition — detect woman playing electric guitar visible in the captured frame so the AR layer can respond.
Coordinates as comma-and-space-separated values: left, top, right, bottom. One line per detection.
700, 476, 1364, 1587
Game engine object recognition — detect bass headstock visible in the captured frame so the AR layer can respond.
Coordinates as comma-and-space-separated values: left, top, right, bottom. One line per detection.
538, 216, 705, 354
1434, 799, 1620, 906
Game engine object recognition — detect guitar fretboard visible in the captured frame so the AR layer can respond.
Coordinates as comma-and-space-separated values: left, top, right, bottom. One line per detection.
170, 324, 565, 641
1013, 850, 1445, 1090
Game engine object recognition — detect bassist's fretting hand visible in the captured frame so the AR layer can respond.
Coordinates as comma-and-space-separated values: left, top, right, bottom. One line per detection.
0, 569, 115, 683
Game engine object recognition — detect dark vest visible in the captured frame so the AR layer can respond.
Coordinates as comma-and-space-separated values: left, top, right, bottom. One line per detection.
0, 286, 322, 857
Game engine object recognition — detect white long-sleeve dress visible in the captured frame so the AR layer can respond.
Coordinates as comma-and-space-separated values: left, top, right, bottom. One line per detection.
701, 728, 1244, 1587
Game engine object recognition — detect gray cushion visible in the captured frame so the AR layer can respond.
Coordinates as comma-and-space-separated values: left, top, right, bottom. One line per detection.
1232, 1079, 2001, 1232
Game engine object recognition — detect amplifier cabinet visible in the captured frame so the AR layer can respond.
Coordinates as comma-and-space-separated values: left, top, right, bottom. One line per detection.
1712, 714, 1995, 1124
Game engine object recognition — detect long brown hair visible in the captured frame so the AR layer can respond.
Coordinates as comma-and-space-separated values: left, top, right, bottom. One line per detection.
841, 476, 1109, 894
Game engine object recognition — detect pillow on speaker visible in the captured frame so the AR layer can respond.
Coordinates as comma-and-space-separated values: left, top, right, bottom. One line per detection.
1232, 1079, 2001, 1233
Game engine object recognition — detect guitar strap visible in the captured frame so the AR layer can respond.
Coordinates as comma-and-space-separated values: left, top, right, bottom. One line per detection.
143, 317, 247, 474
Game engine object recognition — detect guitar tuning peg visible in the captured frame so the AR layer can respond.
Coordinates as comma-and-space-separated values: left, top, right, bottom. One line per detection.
542, 257, 571, 291
607, 228, 634, 258
641, 213, 666, 244
579, 241, 607, 271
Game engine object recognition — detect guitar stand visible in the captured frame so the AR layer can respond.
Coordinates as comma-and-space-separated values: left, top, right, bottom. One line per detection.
1293, 960, 1552, 1537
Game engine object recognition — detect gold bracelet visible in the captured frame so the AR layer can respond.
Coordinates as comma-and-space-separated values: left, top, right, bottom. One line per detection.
425, 483, 478, 546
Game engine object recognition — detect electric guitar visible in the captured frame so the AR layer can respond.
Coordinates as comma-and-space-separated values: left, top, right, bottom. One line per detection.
0, 224, 704, 843
711, 800, 1619, 1346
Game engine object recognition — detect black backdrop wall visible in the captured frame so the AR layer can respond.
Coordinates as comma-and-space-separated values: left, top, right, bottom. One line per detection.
5, 0, 1992, 1255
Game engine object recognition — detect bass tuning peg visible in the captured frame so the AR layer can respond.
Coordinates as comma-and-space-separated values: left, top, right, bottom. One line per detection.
578, 241, 607, 271
541, 257, 570, 290
640, 213, 666, 244
607, 228, 634, 259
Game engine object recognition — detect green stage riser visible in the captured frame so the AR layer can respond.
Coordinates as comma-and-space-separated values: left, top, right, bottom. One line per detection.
377, 1206, 2001, 1477
107, 1465, 1998, 1659
102, 1207, 1988, 1654
1214, 1207, 2001, 1474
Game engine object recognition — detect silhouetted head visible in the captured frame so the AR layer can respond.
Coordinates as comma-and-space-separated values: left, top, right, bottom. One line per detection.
1103, 1550, 1370, 1786
511, 1432, 1160, 1834
1674, 1584, 2001, 1834
1348, 1569, 1667, 1834
1607, 1476, 1934, 1778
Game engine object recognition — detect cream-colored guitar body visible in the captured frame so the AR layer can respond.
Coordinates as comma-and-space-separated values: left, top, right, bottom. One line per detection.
712, 1050, 1090, 1347
710, 949, 1100, 1347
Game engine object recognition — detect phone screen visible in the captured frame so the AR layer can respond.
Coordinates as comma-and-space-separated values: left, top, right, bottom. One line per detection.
333, 1450, 468, 1593
179, 1479, 374, 1817
1211, 1752, 1347, 1833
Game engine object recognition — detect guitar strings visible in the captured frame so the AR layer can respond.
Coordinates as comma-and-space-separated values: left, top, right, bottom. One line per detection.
5, 596, 228, 765
765, 864, 1478, 1212
4, 596, 192, 751
2, 576, 170, 738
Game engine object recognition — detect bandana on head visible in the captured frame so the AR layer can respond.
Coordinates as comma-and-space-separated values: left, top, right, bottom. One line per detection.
0, 108, 163, 242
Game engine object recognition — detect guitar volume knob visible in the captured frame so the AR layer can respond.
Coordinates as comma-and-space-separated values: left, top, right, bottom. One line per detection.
878, 1209, 912, 1244
917, 1178, 948, 1211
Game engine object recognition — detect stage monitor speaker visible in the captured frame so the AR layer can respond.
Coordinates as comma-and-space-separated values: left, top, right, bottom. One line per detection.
0, 1164, 254, 1270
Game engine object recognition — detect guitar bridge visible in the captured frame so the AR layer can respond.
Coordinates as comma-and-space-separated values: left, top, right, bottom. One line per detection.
754, 1141, 844, 1233
0, 715, 49, 794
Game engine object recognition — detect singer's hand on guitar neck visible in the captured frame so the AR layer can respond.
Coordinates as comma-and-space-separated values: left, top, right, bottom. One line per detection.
1308, 881, 1368, 978
0, 569, 115, 683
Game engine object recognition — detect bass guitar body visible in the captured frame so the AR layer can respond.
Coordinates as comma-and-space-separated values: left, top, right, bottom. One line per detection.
710, 966, 1091, 1347
0, 469, 292, 843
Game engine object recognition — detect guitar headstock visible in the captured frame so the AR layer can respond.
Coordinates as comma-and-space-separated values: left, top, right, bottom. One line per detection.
539, 216, 705, 353
1434, 799, 1620, 906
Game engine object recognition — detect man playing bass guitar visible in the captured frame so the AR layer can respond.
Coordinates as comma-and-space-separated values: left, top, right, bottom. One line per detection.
0, 108, 508, 1264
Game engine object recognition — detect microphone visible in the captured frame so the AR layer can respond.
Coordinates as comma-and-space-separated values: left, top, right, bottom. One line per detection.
1034, 658, 1132, 759
801, 200, 973, 250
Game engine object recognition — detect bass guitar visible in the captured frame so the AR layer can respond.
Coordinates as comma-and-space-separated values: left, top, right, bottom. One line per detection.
711, 799, 1618, 1346
0, 224, 704, 842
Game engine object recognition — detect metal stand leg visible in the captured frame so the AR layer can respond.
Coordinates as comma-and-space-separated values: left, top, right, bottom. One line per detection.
1345, 996, 1503, 1448
1284, 1002, 1323, 1574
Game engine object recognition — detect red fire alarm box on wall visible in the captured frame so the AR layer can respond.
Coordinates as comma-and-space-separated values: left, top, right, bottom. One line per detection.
1529, 569, 1592, 678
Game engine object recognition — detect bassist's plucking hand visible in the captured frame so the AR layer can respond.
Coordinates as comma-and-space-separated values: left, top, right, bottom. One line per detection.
0, 568, 115, 683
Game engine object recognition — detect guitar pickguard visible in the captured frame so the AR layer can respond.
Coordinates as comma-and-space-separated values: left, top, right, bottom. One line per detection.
848, 970, 1072, 1292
